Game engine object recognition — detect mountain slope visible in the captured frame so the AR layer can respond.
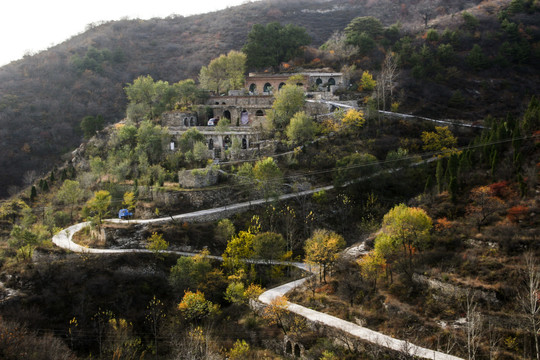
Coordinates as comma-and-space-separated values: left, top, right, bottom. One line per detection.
0, 0, 524, 197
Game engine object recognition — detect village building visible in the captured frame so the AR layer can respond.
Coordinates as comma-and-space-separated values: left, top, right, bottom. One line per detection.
162, 71, 346, 160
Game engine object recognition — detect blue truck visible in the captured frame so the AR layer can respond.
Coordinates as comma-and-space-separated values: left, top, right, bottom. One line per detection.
118, 209, 133, 220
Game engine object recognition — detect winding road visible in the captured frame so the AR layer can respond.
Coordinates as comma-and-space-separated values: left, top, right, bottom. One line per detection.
52, 189, 463, 360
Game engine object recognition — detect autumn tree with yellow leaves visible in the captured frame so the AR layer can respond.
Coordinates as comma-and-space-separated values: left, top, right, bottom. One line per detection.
304, 229, 346, 282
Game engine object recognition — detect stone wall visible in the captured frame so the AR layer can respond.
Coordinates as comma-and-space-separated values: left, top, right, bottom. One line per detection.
161, 111, 199, 127
178, 167, 219, 188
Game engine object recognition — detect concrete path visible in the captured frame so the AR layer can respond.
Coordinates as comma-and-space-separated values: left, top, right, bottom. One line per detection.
52, 201, 463, 360
307, 98, 485, 129
258, 276, 464, 360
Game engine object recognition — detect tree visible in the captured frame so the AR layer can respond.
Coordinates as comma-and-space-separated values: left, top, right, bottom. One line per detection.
360, 71, 376, 91
80, 115, 105, 139
228, 339, 250, 360
173, 79, 206, 108
222, 230, 255, 276
179, 128, 206, 153
177, 290, 219, 323
214, 218, 236, 246
304, 229, 346, 282
199, 50, 246, 94
341, 108, 366, 131
30, 185, 37, 202
345, 16, 384, 45
519, 252, 540, 360
253, 157, 283, 200
146, 232, 169, 259
124, 75, 174, 120
377, 52, 400, 112
262, 295, 291, 335
522, 95, 540, 133
145, 295, 166, 356
358, 251, 386, 290
56, 179, 84, 222
467, 44, 489, 71
320, 31, 358, 63
83, 190, 111, 226
122, 191, 136, 213
464, 290, 483, 360
374, 204, 432, 281
243, 22, 310, 70
253, 232, 286, 261
421, 126, 458, 156
466, 186, 505, 229
267, 83, 305, 130
285, 111, 316, 144
135, 120, 169, 164
169, 251, 213, 292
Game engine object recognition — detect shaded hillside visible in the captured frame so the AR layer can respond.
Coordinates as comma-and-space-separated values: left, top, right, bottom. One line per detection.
0, 0, 521, 197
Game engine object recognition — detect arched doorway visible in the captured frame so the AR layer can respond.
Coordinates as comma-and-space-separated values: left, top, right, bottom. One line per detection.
223, 135, 231, 150
242, 138, 247, 149
208, 138, 214, 150
183, 117, 189, 127
294, 344, 301, 357
327, 78, 336, 91
256, 110, 264, 117
223, 110, 231, 120
286, 341, 292, 355
249, 83, 256, 93
263, 82, 272, 93
240, 110, 249, 126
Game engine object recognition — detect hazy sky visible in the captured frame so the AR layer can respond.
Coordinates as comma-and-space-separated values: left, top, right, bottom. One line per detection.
0, 0, 257, 66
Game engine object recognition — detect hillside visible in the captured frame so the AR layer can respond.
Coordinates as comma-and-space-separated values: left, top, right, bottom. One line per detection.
2, 0, 536, 198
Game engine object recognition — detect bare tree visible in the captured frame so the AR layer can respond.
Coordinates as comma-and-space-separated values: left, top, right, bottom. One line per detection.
464, 290, 483, 360
519, 252, 540, 360
486, 317, 502, 360
376, 52, 400, 113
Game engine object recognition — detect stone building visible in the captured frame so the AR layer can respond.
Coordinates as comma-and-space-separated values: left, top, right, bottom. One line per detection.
245, 72, 345, 95
161, 71, 345, 160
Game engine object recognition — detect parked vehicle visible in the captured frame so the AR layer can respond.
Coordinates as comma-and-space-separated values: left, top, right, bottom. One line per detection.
118, 209, 133, 219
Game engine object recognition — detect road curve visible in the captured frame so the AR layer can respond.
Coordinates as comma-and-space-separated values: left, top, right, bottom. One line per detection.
52, 211, 463, 359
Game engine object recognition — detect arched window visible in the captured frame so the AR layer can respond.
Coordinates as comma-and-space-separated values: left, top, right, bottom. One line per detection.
223, 110, 231, 120
328, 78, 336, 86
190, 117, 196, 126
242, 138, 247, 149
183, 117, 189, 127
249, 83, 256, 93
316, 78, 323, 86
263, 82, 272, 93
278, 82, 286, 90
256, 110, 264, 116
215, 102, 219, 105
286, 341, 292, 354
296, 83, 303, 87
